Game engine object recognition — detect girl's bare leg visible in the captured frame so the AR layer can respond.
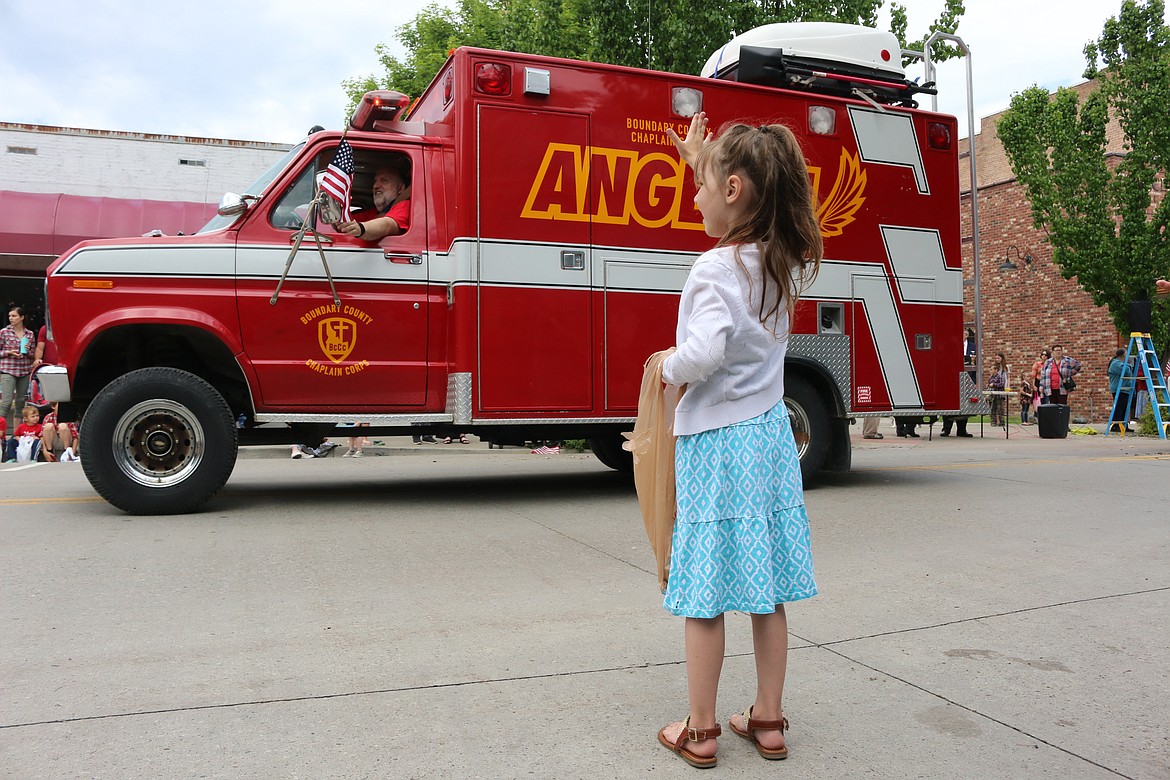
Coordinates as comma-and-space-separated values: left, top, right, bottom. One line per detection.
41, 428, 57, 461
56, 423, 73, 452
730, 606, 788, 749
662, 614, 725, 758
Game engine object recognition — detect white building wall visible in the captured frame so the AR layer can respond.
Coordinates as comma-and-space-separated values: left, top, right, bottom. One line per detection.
1, 124, 293, 202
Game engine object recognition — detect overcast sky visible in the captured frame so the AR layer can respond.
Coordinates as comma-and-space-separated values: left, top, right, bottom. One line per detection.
0, 1, 1140, 145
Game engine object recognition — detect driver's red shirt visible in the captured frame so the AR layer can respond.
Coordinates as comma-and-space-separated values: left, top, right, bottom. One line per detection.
353, 199, 411, 234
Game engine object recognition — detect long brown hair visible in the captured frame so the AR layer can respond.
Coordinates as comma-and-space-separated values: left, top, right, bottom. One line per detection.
696, 123, 823, 324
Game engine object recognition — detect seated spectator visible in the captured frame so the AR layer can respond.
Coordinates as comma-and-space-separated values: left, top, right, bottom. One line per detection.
4, 404, 43, 462
40, 403, 79, 462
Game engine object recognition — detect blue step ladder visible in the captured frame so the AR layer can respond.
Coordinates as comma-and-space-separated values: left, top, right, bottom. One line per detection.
1106, 332, 1170, 438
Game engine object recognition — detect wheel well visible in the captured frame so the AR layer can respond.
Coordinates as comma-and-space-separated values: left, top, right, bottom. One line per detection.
786, 358, 851, 474
786, 357, 846, 417
73, 325, 250, 415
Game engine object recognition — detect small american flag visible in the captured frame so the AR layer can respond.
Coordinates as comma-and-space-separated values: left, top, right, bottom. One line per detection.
318, 139, 354, 213
531, 445, 560, 455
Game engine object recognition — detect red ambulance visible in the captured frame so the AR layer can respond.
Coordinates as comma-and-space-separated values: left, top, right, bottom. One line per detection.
41, 23, 966, 514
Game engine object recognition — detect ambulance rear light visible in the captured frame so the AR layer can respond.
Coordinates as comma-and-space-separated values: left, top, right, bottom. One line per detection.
349, 91, 412, 131
671, 87, 703, 118
475, 62, 511, 96
927, 121, 952, 150
443, 69, 454, 104
808, 105, 836, 135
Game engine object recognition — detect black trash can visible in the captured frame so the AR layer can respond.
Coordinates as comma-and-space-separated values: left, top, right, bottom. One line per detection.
1037, 403, 1070, 439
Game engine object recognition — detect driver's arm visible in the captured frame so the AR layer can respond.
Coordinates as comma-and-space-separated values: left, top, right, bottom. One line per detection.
335, 215, 402, 241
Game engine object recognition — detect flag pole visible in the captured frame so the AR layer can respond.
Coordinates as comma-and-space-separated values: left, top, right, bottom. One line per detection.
270, 128, 351, 306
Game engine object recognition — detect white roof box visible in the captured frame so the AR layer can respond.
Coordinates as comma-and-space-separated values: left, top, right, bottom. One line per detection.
702, 22, 905, 80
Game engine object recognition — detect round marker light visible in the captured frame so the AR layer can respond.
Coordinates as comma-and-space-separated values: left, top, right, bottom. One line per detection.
928, 121, 952, 150
671, 87, 703, 118
808, 106, 836, 135
475, 62, 511, 95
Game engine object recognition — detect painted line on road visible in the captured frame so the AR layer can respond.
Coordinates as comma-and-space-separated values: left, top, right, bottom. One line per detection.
0, 496, 104, 505
867, 453, 1170, 471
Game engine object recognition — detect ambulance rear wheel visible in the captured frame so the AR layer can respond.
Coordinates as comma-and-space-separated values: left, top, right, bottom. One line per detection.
784, 375, 830, 482
81, 367, 239, 515
589, 433, 633, 472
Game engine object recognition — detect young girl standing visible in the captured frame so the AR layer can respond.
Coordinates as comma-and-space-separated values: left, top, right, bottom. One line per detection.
656, 113, 822, 768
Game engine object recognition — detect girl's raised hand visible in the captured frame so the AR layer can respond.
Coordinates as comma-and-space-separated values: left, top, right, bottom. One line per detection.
668, 111, 710, 168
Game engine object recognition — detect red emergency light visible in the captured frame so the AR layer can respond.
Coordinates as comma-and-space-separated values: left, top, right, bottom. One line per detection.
349, 91, 412, 131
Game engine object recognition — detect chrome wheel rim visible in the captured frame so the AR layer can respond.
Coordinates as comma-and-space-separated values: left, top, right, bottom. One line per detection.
112, 399, 205, 488
785, 398, 811, 460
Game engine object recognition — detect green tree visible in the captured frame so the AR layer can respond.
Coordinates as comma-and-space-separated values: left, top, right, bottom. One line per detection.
998, 0, 1170, 338
344, 0, 965, 112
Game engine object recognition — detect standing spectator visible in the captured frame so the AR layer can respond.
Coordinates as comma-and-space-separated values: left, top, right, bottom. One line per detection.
1018, 372, 1034, 426
861, 416, 883, 439
32, 324, 57, 368
895, 416, 921, 438
1030, 349, 1050, 389
941, 327, 977, 437
0, 306, 36, 442
1107, 348, 1135, 432
986, 353, 1009, 426
1039, 344, 1081, 407
344, 423, 369, 457
1030, 349, 1049, 414
962, 328, 977, 374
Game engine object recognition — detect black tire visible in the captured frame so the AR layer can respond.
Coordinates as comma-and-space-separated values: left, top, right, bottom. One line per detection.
784, 374, 831, 483
588, 433, 634, 472
80, 368, 239, 515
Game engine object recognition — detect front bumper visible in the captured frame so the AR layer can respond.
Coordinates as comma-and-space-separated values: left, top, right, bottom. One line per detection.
35, 365, 71, 403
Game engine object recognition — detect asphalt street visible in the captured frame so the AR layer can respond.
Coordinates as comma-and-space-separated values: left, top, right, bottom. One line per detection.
2, 423, 1167, 779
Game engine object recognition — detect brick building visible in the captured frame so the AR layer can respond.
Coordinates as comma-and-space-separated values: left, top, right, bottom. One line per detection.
958, 80, 1144, 423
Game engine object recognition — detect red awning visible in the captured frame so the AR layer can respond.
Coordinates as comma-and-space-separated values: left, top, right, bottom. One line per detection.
0, 189, 219, 258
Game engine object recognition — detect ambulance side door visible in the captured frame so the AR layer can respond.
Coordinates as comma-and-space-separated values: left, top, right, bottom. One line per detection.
235, 142, 429, 410
475, 106, 593, 412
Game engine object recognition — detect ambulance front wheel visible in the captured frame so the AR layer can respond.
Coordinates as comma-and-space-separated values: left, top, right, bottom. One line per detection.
81, 367, 239, 515
784, 375, 830, 482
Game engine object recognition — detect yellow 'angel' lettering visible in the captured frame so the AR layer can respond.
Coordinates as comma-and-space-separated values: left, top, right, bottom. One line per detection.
522, 143, 866, 238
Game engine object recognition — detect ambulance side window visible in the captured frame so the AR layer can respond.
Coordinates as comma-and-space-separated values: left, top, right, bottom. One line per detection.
350, 151, 413, 237
269, 160, 320, 231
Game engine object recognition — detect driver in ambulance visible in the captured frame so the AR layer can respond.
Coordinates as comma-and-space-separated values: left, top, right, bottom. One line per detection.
334, 158, 411, 241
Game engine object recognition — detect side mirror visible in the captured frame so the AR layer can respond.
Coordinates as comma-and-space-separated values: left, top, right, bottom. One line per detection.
216, 192, 257, 217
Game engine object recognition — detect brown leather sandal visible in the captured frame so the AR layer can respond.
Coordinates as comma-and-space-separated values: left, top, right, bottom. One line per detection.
729, 705, 789, 760
658, 716, 721, 769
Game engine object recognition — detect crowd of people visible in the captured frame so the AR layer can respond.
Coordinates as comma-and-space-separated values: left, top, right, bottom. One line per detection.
0, 305, 80, 464
861, 319, 1170, 439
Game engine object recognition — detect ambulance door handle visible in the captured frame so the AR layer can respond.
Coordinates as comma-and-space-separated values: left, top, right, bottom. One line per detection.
561, 250, 585, 270
385, 252, 423, 265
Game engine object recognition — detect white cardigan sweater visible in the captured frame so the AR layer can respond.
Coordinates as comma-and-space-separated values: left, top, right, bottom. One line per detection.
662, 244, 789, 436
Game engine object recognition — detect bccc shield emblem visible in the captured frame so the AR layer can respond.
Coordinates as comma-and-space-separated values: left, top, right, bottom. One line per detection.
318, 317, 356, 364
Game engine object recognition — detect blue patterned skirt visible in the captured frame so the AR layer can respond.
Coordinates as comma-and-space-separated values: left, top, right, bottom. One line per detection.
663, 402, 818, 618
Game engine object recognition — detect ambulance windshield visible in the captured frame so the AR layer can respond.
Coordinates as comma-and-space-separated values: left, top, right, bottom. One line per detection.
197, 142, 305, 234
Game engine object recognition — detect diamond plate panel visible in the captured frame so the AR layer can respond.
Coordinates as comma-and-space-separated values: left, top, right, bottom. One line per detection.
446, 372, 473, 425
789, 334, 850, 412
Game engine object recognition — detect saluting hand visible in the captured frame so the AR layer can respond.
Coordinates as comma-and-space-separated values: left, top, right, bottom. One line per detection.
668, 111, 710, 169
